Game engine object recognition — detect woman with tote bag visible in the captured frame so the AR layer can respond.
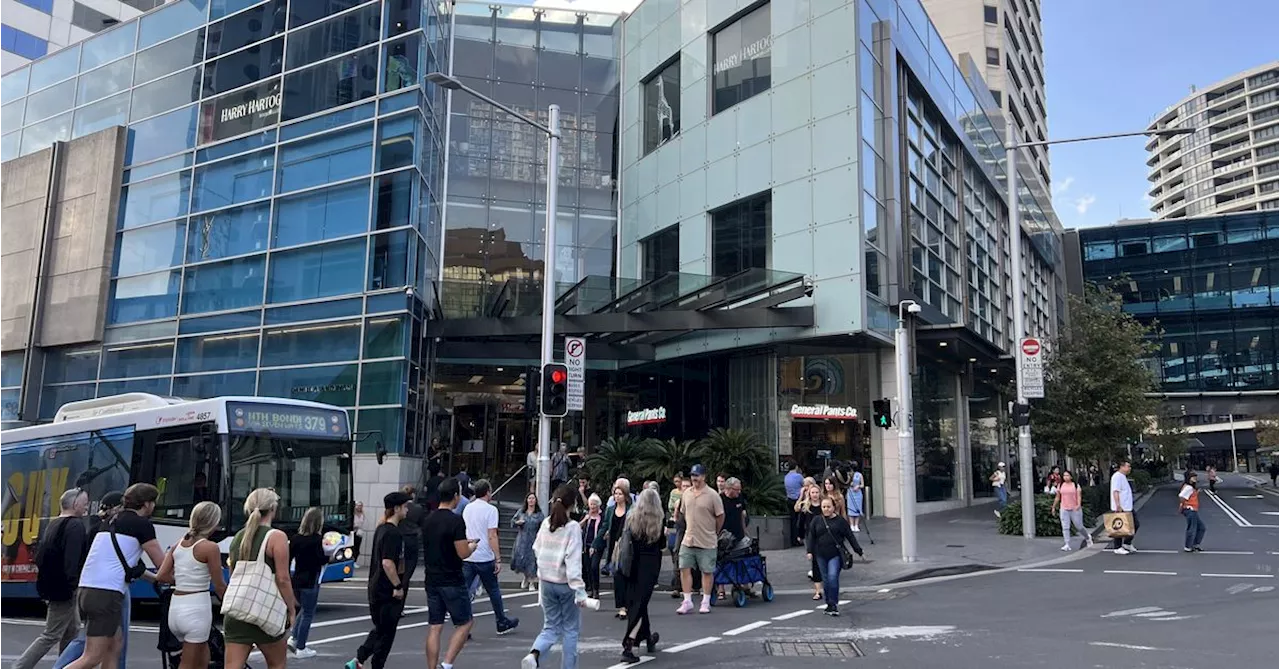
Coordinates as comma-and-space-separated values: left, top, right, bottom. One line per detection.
222, 488, 298, 669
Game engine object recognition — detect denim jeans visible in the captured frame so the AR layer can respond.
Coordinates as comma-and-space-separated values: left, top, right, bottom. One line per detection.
815, 555, 842, 607
530, 582, 579, 669
293, 587, 321, 649
1182, 508, 1206, 549
995, 486, 1008, 509
53, 590, 130, 669
462, 561, 512, 626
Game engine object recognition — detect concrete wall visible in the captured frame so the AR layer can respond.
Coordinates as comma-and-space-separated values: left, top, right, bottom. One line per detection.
0, 126, 125, 352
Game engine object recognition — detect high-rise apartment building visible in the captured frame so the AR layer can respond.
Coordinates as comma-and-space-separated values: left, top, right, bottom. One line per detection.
1146, 62, 1280, 220
920, 0, 1051, 194
1, 0, 166, 74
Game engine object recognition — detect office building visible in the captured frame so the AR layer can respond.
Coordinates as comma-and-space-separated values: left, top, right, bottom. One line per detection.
2, 0, 167, 74
920, 0, 1051, 195
1147, 62, 1280, 220
1064, 211, 1279, 471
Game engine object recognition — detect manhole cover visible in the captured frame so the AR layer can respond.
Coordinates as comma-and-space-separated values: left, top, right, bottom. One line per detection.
765, 641, 864, 658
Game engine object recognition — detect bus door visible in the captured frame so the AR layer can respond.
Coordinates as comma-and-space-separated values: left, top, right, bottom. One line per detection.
130, 422, 222, 526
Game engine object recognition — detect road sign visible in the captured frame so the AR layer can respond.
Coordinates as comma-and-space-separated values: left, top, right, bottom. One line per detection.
565, 336, 586, 411
1020, 336, 1044, 399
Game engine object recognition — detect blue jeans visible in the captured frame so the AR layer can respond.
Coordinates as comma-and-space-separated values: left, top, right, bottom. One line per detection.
293, 587, 321, 649
995, 486, 1008, 509
1182, 508, 1206, 549
54, 590, 130, 669
530, 582, 579, 669
462, 561, 512, 627
815, 555, 842, 608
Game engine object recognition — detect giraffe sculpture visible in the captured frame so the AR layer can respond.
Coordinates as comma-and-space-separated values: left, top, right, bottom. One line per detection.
655, 75, 675, 145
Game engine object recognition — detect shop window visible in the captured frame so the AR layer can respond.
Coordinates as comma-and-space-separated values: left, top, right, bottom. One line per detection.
711, 192, 770, 277
711, 3, 771, 114
642, 57, 680, 155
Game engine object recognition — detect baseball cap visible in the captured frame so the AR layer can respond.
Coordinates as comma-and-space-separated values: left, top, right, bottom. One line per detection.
100, 491, 124, 508
383, 491, 412, 509
690, 464, 707, 477
997, 462, 1006, 468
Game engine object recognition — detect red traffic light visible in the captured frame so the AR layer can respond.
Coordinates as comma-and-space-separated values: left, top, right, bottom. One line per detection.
551, 369, 566, 384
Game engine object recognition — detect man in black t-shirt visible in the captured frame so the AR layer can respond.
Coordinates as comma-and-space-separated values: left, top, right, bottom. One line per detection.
721, 478, 748, 541
423, 478, 480, 669
347, 491, 410, 669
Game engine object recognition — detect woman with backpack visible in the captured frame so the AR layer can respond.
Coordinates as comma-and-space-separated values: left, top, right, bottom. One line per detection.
222, 488, 298, 669
156, 501, 227, 669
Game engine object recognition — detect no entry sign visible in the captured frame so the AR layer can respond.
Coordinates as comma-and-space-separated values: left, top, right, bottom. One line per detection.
1020, 337, 1044, 399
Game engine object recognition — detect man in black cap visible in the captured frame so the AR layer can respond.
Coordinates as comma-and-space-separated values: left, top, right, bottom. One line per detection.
346, 491, 411, 669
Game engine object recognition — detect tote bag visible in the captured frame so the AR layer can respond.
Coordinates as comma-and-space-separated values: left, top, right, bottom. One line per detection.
221, 529, 288, 637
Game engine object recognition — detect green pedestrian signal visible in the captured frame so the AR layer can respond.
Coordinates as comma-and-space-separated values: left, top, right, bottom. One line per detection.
872, 399, 892, 429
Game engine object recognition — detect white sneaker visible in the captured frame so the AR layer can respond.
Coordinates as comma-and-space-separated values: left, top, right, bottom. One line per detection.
1125, 545, 1138, 553
994, 509, 1001, 518
294, 648, 317, 659
521, 652, 539, 669
1114, 547, 1130, 555
852, 526, 860, 532
1060, 544, 1071, 551
287, 637, 297, 653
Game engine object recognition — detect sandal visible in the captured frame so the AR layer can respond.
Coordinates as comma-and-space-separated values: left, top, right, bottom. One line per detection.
812, 593, 822, 601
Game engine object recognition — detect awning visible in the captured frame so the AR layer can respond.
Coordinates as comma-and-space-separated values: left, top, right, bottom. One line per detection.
1185, 429, 1259, 451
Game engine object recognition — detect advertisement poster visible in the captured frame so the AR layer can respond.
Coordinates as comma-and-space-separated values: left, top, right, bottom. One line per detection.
1, 427, 134, 583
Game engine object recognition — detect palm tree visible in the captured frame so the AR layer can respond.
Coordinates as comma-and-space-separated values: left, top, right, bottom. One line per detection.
580, 435, 655, 493
698, 428, 787, 515
638, 438, 699, 485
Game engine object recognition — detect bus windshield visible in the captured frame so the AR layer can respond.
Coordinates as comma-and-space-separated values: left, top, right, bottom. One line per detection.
227, 434, 352, 533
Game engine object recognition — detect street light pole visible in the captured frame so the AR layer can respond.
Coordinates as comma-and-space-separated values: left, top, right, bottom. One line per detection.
896, 300, 920, 562
425, 73, 562, 512
1004, 124, 1193, 539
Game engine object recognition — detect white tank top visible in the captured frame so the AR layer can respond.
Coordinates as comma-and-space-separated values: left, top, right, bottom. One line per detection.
173, 539, 211, 592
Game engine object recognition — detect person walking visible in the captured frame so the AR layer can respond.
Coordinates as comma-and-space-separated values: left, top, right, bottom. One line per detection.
1206, 465, 1219, 493
1269, 461, 1278, 488
461, 479, 520, 635
521, 485, 592, 669
353, 501, 367, 563
346, 492, 411, 669
1179, 471, 1207, 552
846, 462, 865, 533
51, 492, 127, 669
784, 463, 804, 547
401, 485, 426, 586
1051, 470, 1090, 551
287, 507, 328, 659
66, 484, 166, 669
667, 479, 696, 598
990, 462, 1008, 517
551, 444, 571, 491
822, 477, 847, 519
1109, 460, 1140, 555
13, 488, 90, 669
805, 497, 863, 617
594, 483, 632, 619
796, 485, 825, 601
156, 501, 227, 669
423, 478, 480, 669
511, 493, 544, 591
1044, 465, 1062, 495
675, 464, 723, 615
617, 488, 666, 663
223, 488, 297, 669
581, 494, 604, 599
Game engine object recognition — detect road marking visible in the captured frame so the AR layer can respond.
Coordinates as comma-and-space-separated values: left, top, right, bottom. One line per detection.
1196, 550, 1255, 555
1262, 512, 1279, 516
1205, 491, 1251, 527
522, 602, 541, 608
1235, 495, 1265, 499
1103, 570, 1178, 576
1133, 610, 1176, 617
812, 600, 851, 609
1227, 583, 1255, 595
1131, 549, 1179, 554
664, 637, 720, 653
1089, 641, 1171, 651
1102, 606, 1163, 617
1146, 615, 1196, 621
606, 657, 656, 669
772, 609, 814, 621
1017, 568, 1084, 573
1201, 573, 1275, 578
1254, 586, 1275, 592
723, 620, 772, 636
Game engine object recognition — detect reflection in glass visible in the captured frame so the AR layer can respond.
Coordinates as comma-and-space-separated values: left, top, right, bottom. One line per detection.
263, 321, 361, 364
44, 348, 101, 384
20, 113, 72, 154
182, 255, 267, 314
286, 2, 381, 70
115, 220, 185, 276
100, 341, 176, 379
29, 44, 81, 92
135, 29, 205, 86
641, 58, 679, 155
80, 23, 139, 71
176, 332, 261, 373
206, 0, 286, 58
137, 0, 210, 50
24, 79, 76, 124
267, 239, 368, 303
78, 57, 135, 106
188, 201, 271, 261
276, 123, 374, 193
173, 371, 256, 398
119, 171, 192, 230
383, 33, 421, 93
73, 93, 132, 138
109, 271, 182, 323
130, 68, 201, 122
368, 230, 410, 290
258, 364, 358, 405
711, 3, 771, 114
202, 38, 284, 97
191, 149, 275, 212
281, 47, 379, 121
273, 180, 371, 247
126, 104, 199, 165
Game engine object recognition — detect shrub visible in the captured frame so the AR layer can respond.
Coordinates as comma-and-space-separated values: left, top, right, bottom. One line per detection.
1079, 485, 1109, 525
1131, 469, 1153, 494
997, 494, 1096, 538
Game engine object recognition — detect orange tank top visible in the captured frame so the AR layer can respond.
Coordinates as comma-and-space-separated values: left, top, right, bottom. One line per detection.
1179, 484, 1200, 511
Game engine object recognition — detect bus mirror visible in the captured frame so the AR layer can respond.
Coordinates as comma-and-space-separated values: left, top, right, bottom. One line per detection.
375, 440, 387, 465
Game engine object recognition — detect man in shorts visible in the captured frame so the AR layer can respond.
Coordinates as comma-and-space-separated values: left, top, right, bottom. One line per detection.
675, 464, 724, 615
423, 478, 481, 669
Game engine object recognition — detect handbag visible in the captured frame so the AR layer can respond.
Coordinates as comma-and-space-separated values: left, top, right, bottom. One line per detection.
822, 517, 855, 570
109, 517, 149, 583
1102, 511, 1135, 538
221, 529, 288, 637
614, 526, 635, 578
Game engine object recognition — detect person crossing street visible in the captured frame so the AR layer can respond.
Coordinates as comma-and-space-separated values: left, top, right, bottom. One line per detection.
346, 491, 411, 669
675, 464, 723, 615
1179, 471, 1207, 552
461, 479, 519, 635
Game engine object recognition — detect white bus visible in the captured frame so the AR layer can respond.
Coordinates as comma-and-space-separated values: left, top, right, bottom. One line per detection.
1, 393, 359, 599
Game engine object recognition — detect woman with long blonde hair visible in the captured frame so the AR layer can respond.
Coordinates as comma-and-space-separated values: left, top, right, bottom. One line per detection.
287, 507, 328, 658
223, 489, 297, 669
617, 488, 666, 663
157, 501, 227, 669
796, 484, 825, 600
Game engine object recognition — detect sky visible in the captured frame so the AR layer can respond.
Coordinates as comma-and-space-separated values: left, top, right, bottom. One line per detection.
1042, 0, 1280, 229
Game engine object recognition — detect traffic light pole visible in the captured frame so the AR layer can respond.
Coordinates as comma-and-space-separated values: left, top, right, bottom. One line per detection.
1007, 128, 1036, 540
895, 301, 918, 563
535, 104, 562, 515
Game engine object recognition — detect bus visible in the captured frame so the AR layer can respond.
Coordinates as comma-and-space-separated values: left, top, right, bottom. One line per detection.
1, 393, 358, 599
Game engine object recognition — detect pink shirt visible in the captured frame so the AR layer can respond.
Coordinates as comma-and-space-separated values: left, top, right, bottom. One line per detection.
1057, 482, 1082, 511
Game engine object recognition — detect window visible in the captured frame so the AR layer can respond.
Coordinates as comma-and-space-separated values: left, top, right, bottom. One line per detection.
137, 0, 208, 50
101, 341, 176, 378
258, 363, 358, 405
360, 361, 405, 404
276, 123, 374, 193
179, 310, 262, 335
202, 37, 284, 97
386, 0, 421, 36
281, 46, 379, 121
641, 225, 680, 281
134, 28, 204, 85
126, 104, 199, 165
286, 2, 380, 70
985, 47, 1000, 66
289, 0, 366, 29
382, 33, 420, 93
191, 149, 275, 212
82, 23, 137, 70
199, 79, 283, 145
274, 180, 370, 248
2, 25, 50, 61
44, 348, 101, 384
78, 57, 134, 106
115, 221, 185, 276
24, 79, 76, 124
262, 320, 361, 365
109, 271, 182, 323
119, 171, 192, 230
206, 0, 285, 58
71, 2, 115, 32
130, 68, 201, 122
364, 316, 407, 358
173, 371, 256, 398
642, 58, 680, 155
267, 239, 367, 303
374, 171, 415, 230
181, 254, 267, 314
20, 113, 71, 154
29, 41, 78, 89
711, 3, 772, 114
17, 0, 54, 14
983, 5, 998, 23
368, 230, 410, 290
377, 113, 416, 170
176, 332, 260, 373
133, 424, 221, 521
711, 192, 770, 277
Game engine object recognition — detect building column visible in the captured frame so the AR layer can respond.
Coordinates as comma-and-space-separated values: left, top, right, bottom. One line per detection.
874, 348, 903, 519
955, 372, 972, 506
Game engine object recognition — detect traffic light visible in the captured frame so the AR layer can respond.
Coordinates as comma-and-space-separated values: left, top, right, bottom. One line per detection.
1012, 401, 1031, 427
540, 363, 569, 417
872, 398, 893, 429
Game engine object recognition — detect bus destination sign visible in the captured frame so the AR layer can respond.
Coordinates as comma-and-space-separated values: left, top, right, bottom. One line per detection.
227, 403, 349, 439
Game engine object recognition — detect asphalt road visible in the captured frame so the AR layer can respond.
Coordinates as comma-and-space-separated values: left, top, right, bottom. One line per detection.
3, 475, 1274, 668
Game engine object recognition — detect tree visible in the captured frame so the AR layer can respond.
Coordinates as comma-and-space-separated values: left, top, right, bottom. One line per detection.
580, 436, 655, 493
638, 438, 700, 486
1035, 283, 1160, 465
1256, 417, 1278, 452
697, 428, 787, 515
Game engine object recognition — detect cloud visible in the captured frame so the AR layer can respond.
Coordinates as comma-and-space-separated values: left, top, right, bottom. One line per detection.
1053, 176, 1075, 195
1074, 194, 1098, 215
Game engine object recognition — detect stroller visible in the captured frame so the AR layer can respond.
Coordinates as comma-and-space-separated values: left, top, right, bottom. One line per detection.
708, 529, 774, 608
156, 583, 247, 669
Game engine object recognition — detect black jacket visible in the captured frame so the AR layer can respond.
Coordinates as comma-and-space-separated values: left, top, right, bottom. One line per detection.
36, 516, 88, 602
805, 514, 863, 562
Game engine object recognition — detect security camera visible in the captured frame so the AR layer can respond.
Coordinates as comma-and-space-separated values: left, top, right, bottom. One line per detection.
906, 303, 922, 314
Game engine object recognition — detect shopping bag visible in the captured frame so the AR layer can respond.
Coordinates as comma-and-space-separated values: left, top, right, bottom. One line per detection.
1103, 511, 1134, 538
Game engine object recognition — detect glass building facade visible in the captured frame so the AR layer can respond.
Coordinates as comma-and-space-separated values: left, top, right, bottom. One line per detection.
0, 0, 449, 456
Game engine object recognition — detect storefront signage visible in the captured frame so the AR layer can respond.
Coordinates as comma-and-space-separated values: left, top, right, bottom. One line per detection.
626, 407, 667, 426
790, 404, 858, 420
713, 35, 773, 76
199, 79, 282, 144
228, 402, 349, 439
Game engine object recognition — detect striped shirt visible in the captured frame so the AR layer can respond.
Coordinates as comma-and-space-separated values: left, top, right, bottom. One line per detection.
532, 518, 586, 594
